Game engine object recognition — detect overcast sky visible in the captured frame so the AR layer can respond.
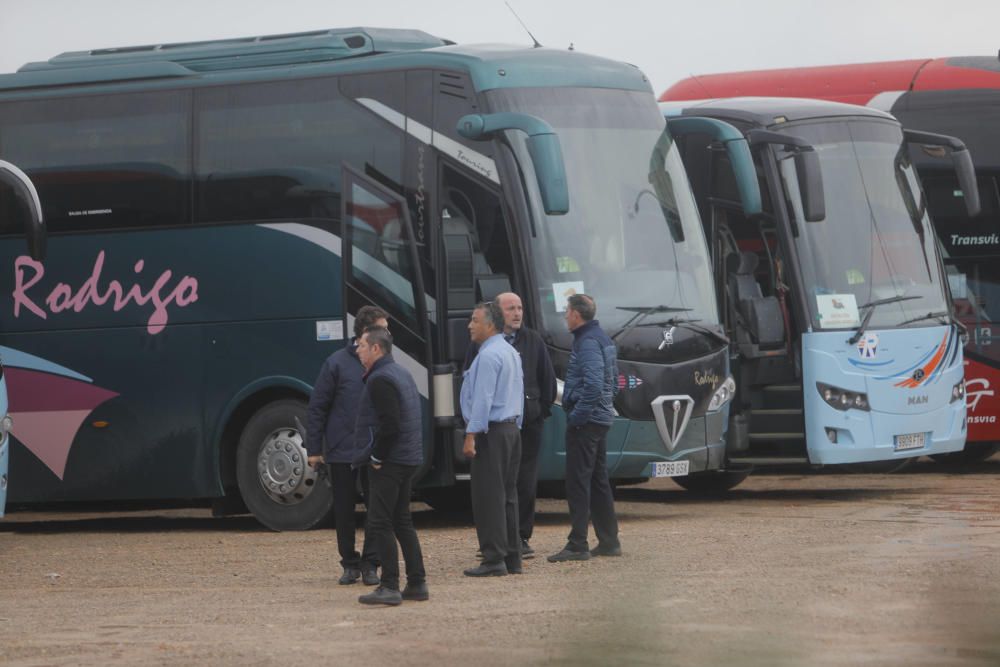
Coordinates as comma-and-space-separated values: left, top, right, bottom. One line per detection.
1, 0, 998, 95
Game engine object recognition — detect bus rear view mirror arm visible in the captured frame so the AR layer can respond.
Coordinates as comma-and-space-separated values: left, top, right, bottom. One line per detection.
457, 112, 569, 215
667, 116, 763, 218
0, 160, 46, 261
904, 129, 981, 218
748, 130, 825, 223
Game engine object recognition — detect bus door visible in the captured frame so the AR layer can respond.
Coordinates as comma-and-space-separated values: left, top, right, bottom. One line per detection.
340, 164, 434, 474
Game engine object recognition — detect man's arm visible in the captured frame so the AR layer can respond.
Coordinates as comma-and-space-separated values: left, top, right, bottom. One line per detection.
368, 376, 401, 464
305, 359, 338, 463
567, 338, 603, 427
535, 335, 558, 417
465, 353, 499, 434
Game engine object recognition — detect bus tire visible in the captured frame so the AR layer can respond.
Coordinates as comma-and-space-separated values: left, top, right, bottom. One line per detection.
672, 469, 750, 494
236, 399, 334, 531
930, 443, 1000, 465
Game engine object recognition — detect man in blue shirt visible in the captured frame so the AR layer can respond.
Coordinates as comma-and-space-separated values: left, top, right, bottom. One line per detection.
460, 301, 524, 577
548, 294, 622, 562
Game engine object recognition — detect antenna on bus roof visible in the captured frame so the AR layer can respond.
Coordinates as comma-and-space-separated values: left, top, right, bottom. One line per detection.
505, 1, 542, 48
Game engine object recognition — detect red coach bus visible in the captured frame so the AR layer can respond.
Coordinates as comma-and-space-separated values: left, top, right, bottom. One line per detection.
662, 56, 1000, 461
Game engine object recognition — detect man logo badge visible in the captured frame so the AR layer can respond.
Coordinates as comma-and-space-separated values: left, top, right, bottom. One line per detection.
650, 395, 694, 452
658, 326, 676, 351
912, 368, 926, 382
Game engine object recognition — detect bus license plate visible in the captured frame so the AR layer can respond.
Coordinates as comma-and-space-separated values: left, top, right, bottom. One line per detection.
652, 461, 689, 477
894, 432, 926, 451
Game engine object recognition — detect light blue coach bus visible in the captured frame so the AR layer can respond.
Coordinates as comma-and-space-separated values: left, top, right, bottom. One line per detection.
0, 159, 45, 517
0, 27, 764, 528
662, 97, 977, 478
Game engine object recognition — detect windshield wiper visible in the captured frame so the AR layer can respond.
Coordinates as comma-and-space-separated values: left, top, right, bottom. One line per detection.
847, 294, 923, 346
898, 310, 950, 327
612, 305, 693, 342
638, 317, 730, 346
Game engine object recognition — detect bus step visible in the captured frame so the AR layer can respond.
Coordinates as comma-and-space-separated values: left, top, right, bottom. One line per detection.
755, 384, 804, 410
749, 408, 804, 434
729, 457, 810, 465
749, 432, 805, 439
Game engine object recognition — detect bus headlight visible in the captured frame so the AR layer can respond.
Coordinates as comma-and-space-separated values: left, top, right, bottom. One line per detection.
0, 415, 12, 442
951, 380, 965, 403
816, 382, 870, 412
707, 376, 737, 412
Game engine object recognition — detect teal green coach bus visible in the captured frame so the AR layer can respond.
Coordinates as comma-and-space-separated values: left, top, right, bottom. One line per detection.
0, 27, 759, 529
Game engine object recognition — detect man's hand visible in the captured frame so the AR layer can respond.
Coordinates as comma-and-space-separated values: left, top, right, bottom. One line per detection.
307, 455, 324, 471
463, 433, 477, 459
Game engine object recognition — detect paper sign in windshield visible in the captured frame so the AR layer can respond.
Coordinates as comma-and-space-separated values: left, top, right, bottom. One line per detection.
816, 294, 860, 328
552, 281, 585, 312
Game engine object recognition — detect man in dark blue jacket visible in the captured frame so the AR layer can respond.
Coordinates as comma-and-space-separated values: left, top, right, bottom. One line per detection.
548, 294, 623, 562
354, 326, 428, 606
306, 305, 388, 586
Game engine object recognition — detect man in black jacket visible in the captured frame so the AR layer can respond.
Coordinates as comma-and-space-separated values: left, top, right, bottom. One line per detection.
355, 326, 428, 606
465, 292, 556, 558
306, 306, 388, 586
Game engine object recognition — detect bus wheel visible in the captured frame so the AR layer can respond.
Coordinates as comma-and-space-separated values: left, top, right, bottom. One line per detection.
236, 399, 334, 531
930, 443, 1000, 465
672, 469, 750, 494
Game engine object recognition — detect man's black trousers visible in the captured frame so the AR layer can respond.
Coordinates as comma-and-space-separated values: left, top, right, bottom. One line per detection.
517, 418, 543, 541
564, 422, 620, 552
366, 462, 426, 591
328, 462, 378, 569
471, 422, 522, 568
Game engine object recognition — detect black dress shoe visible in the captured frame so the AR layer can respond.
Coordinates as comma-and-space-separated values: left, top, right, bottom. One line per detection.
463, 562, 508, 577
547, 548, 591, 563
402, 581, 429, 601
361, 567, 380, 586
520, 539, 535, 559
338, 567, 361, 585
358, 586, 402, 606
590, 544, 623, 557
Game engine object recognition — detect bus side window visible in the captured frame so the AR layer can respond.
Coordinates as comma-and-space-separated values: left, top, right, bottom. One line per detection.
0, 90, 191, 232
440, 165, 514, 304
195, 75, 403, 226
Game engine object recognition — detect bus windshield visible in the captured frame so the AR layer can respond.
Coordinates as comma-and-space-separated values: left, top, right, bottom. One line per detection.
485, 88, 717, 347
777, 119, 949, 331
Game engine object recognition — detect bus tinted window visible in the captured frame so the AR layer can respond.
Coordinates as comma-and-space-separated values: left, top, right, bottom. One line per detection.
195, 77, 402, 223
0, 91, 190, 232
346, 179, 421, 327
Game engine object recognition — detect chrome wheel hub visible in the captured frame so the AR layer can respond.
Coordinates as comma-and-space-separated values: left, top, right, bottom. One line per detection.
256, 426, 317, 505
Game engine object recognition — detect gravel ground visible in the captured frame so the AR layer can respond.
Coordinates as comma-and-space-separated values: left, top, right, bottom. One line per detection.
1, 456, 998, 667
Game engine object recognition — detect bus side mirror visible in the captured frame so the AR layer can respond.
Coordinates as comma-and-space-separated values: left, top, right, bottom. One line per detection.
793, 149, 825, 223
904, 129, 981, 218
0, 160, 45, 261
457, 112, 569, 215
748, 130, 825, 223
666, 116, 763, 218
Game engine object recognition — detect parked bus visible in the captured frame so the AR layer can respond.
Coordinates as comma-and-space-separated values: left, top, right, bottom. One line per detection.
0, 160, 45, 517
659, 96, 977, 474
0, 27, 764, 529
664, 57, 1000, 462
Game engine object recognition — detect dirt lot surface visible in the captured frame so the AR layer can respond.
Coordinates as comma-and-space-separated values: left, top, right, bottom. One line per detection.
1, 457, 999, 667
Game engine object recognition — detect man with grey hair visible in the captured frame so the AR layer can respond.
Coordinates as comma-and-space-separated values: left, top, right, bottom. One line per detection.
464, 292, 556, 558
460, 301, 525, 577
549, 293, 622, 562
